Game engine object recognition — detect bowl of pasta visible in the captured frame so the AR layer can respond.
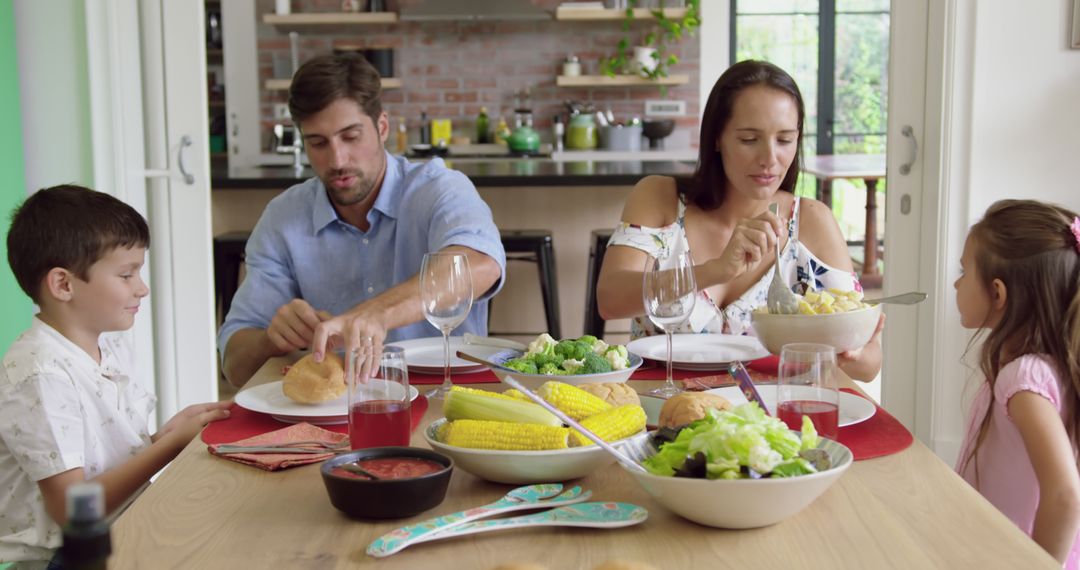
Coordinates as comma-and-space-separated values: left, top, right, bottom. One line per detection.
750, 289, 882, 354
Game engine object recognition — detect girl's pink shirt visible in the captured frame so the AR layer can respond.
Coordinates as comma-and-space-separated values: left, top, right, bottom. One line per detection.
956, 354, 1079, 569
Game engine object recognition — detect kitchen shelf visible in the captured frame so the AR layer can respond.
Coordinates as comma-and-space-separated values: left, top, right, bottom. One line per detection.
556, 74, 689, 87
554, 7, 689, 21
262, 12, 398, 26
265, 77, 402, 91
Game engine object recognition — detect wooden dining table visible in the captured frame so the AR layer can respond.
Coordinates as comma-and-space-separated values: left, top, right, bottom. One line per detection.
110, 355, 1057, 569
801, 153, 886, 289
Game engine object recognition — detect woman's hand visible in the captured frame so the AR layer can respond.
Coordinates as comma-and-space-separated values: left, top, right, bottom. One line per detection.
838, 312, 885, 381
705, 209, 786, 284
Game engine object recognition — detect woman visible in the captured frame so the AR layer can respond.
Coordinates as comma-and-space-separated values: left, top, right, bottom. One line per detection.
596, 60, 883, 381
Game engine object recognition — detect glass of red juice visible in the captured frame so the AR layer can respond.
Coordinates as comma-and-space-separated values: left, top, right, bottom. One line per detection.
347, 345, 411, 450
776, 343, 839, 440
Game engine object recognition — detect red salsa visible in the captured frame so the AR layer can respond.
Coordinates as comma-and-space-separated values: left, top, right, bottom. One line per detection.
332, 457, 445, 480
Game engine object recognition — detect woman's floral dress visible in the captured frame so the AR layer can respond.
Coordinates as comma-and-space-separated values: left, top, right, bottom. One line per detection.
608, 196, 862, 339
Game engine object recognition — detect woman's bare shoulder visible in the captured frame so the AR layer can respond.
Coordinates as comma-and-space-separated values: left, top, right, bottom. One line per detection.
797, 197, 854, 270
621, 175, 680, 227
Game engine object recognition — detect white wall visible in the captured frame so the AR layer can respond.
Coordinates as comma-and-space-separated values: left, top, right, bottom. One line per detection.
931, 0, 1080, 463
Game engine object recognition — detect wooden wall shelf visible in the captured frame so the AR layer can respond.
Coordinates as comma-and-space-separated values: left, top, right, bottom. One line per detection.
554, 7, 689, 21
262, 12, 398, 26
264, 77, 402, 91
555, 74, 689, 87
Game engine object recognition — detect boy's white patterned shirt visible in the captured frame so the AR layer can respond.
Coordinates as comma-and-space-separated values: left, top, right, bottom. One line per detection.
0, 318, 155, 564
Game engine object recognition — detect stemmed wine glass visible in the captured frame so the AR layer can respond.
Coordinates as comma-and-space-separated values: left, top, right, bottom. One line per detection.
642, 252, 697, 398
419, 252, 473, 399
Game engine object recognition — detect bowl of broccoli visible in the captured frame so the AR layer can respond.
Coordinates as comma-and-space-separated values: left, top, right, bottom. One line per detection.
483, 334, 643, 390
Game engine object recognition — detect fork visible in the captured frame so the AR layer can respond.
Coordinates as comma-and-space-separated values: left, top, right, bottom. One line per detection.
766, 202, 799, 314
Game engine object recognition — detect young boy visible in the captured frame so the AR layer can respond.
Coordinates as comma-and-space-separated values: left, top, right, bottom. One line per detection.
0, 185, 231, 566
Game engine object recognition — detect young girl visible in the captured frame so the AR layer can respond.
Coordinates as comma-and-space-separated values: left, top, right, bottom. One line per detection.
955, 199, 1080, 568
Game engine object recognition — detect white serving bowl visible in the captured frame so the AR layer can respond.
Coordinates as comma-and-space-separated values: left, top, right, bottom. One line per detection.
621, 434, 853, 529
750, 303, 882, 354
424, 418, 647, 484
478, 349, 644, 391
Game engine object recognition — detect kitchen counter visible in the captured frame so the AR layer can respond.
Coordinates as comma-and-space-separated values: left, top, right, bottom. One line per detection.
212, 158, 696, 189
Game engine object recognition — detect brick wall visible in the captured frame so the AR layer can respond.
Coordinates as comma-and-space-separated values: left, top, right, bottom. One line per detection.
255, 0, 701, 148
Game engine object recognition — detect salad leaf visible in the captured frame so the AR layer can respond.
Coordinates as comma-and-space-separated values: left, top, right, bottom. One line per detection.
643, 403, 825, 480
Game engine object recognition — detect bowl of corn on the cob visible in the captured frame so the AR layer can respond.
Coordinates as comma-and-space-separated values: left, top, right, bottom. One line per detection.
424, 384, 648, 484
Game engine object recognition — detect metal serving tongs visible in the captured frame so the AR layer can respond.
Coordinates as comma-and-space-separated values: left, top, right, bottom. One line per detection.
367, 484, 591, 557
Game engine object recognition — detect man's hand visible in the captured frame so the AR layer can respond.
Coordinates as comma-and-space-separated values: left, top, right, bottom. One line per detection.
267, 299, 331, 354
310, 304, 389, 379
153, 401, 233, 449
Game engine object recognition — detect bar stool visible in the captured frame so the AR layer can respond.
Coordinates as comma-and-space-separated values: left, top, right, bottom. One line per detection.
493, 230, 561, 338
583, 229, 613, 338
213, 231, 250, 321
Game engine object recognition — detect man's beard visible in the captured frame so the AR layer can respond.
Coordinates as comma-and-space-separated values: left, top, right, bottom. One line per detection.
323, 168, 377, 207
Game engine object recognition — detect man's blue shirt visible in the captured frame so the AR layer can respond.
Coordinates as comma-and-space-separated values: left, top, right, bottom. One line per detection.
217, 152, 506, 356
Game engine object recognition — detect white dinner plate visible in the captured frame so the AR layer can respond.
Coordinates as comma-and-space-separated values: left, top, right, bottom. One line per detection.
235, 380, 420, 425
387, 336, 505, 374
626, 334, 770, 371
639, 386, 876, 428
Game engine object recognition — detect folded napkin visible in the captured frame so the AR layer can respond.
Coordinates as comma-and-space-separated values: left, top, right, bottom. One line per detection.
208, 422, 348, 471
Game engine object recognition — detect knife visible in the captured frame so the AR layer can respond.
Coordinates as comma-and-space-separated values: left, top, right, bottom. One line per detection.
728, 361, 769, 413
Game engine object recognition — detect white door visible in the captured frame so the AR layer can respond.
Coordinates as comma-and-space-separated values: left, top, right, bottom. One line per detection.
140, 0, 219, 416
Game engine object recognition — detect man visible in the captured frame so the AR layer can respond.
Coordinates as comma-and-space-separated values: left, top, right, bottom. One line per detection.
218, 54, 505, 387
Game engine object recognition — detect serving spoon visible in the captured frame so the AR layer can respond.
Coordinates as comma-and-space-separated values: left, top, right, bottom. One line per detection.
367, 484, 590, 557
766, 203, 800, 314
864, 291, 927, 305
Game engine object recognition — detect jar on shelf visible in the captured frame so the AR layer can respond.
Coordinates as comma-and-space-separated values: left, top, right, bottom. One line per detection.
562, 55, 581, 77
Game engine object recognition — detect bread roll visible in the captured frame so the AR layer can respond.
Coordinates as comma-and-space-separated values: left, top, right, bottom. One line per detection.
658, 391, 732, 429
579, 382, 640, 407
282, 353, 346, 404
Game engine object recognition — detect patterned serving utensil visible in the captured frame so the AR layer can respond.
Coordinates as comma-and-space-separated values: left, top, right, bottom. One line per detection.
728, 361, 770, 413
370, 502, 646, 557
366, 484, 590, 558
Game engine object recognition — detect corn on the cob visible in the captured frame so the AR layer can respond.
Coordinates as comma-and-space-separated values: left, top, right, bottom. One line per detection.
502, 389, 532, 402
443, 387, 560, 426
570, 404, 646, 447
538, 381, 612, 421
449, 385, 521, 402
441, 419, 569, 450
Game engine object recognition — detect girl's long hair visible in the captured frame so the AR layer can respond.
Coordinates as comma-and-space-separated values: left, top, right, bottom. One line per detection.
961, 199, 1080, 479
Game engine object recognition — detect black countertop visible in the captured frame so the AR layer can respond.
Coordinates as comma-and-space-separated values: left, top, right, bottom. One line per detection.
212, 158, 696, 189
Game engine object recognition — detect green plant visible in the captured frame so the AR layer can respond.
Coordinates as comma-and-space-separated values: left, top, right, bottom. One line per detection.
599, 0, 701, 83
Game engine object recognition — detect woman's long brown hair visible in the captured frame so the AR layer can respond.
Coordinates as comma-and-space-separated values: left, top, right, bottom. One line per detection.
960, 199, 1080, 482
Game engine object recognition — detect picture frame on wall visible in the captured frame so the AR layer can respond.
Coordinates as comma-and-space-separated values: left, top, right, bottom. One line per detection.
1073, 0, 1080, 48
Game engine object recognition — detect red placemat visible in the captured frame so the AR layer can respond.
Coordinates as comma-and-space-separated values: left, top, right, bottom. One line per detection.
837, 388, 914, 461
408, 369, 500, 385
201, 395, 430, 445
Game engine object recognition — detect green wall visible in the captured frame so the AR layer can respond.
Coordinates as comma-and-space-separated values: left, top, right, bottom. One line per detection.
0, 3, 32, 351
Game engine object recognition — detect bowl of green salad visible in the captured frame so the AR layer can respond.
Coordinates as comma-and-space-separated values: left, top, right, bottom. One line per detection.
481, 334, 643, 391
621, 402, 853, 529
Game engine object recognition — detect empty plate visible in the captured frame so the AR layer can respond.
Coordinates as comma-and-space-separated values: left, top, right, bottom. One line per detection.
626, 333, 770, 371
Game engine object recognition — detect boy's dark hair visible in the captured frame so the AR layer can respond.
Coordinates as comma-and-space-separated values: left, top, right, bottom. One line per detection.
7, 184, 150, 303
288, 53, 383, 126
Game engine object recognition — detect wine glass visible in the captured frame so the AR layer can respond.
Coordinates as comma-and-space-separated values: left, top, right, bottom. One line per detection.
642, 252, 697, 398
419, 252, 473, 399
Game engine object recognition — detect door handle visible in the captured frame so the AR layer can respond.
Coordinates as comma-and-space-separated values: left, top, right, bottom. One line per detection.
177, 135, 195, 185
899, 125, 917, 175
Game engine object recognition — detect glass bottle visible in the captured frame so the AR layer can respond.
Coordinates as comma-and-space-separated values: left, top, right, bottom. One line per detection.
476, 107, 490, 144
419, 110, 431, 145
494, 116, 511, 147
395, 118, 407, 154
60, 483, 110, 570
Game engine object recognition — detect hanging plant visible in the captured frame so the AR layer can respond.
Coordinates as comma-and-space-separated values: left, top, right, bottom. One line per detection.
599, 0, 701, 84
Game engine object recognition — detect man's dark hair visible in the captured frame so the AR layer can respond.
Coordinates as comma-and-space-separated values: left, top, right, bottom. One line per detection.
288, 53, 383, 126
7, 184, 150, 303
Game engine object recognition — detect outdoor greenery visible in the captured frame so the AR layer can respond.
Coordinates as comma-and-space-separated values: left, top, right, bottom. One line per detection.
733, 1, 889, 258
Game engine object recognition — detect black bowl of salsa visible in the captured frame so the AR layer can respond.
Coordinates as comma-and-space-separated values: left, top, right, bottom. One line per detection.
321, 447, 453, 519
